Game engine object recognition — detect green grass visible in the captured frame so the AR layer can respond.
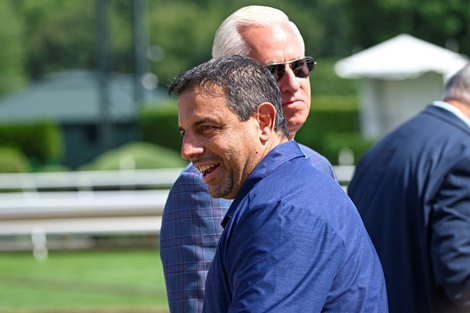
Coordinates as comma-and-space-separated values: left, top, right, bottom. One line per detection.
0, 249, 169, 312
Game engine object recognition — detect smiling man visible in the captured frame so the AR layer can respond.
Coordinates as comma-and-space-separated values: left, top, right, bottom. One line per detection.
169, 55, 388, 312
175, 59, 288, 200
159, 7, 337, 312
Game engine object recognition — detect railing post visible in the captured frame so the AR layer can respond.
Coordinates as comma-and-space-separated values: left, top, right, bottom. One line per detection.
32, 227, 48, 262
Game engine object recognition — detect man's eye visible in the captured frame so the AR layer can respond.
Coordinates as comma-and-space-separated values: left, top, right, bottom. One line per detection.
200, 125, 215, 132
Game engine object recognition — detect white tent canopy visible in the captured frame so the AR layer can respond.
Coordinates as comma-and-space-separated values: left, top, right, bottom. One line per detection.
334, 34, 468, 139
335, 34, 468, 80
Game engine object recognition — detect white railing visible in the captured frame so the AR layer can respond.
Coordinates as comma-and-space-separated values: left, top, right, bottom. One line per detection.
0, 168, 183, 256
0, 166, 354, 255
0, 168, 183, 191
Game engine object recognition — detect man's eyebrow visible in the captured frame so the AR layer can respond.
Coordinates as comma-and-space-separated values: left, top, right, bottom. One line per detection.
192, 117, 219, 128
179, 117, 222, 134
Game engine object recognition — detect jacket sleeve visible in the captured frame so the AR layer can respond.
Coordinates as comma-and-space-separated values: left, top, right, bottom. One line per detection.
431, 156, 470, 307
160, 166, 232, 312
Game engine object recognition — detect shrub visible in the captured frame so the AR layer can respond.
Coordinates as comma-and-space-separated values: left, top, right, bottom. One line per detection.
0, 146, 31, 173
0, 120, 63, 164
80, 142, 187, 171
138, 101, 181, 152
35, 163, 70, 172
310, 58, 357, 96
295, 95, 361, 163
321, 132, 376, 165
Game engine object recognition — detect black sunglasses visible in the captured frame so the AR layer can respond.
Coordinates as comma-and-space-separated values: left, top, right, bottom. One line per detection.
265, 56, 316, 81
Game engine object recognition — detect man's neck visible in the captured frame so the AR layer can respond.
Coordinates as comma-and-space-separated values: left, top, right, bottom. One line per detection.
447, 99, 470, 120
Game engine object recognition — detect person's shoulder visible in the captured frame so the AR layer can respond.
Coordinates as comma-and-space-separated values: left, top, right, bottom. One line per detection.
180, 163, 200, 176
297, 143, 337, 180
264, 153, 343, 201
172, 163, 205, 188
297, 143, 324, 158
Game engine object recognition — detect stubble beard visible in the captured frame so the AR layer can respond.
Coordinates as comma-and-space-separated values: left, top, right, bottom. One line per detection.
208, 174, 234, 199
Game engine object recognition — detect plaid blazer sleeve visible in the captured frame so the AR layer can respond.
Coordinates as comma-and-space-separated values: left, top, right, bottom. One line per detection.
160, 164, 232, 313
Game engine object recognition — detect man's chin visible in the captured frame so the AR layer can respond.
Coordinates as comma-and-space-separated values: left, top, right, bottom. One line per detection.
208, 187, 228, 199
208, 185, 236, 200
287, 119, 305, 136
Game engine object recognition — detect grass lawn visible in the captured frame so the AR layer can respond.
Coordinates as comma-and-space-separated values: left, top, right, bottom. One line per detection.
0, 249, 169, 313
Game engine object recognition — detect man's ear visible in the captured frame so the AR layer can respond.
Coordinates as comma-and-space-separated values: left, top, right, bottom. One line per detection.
256, 102, 277, 143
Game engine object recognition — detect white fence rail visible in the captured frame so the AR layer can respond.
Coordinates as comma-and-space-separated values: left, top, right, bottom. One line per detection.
0, 168, 183, 254
0, 166, 354, 253
0, 168, 183, 191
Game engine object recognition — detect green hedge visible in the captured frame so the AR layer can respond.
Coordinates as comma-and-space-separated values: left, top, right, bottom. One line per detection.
0, 146, 31, 173
321, 132, 375, 165
310, 59, 357, 96
138, 96, 374, 165
294, 95, 372, 163
0, 120, 63, 164
138, 100, 182, 153
80, 142, 187, 171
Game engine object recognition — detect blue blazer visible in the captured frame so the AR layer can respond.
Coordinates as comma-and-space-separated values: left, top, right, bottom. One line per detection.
348, 105, 470, 313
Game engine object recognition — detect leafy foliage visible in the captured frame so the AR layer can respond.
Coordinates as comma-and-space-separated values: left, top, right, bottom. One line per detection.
3, 0, 468, 91
311, 59, 357, 96
138, 101, 181, 152
16, 0, 96, 78
148, 1, 224, 86
0, 147, 30, 173
80, 142, 187, 171
0, 121, 63, 164
0, 1, 25, 94
345, 0, 470, 55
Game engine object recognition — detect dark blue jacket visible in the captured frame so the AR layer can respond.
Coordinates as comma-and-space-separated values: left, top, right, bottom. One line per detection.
348, 105, 470, 313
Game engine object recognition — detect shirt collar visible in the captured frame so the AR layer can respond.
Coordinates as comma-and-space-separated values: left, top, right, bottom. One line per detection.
433, 100, 470, 128
222, 140, 304, 228
239, 140, 303, 196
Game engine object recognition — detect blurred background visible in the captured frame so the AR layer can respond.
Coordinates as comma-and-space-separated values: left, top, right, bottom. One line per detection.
0, 0, 468, 312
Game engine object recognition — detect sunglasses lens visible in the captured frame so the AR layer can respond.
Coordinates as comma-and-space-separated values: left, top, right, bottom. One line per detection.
266, 64, 285, 81
291, 58, 315, 78
266, 57, 315, 81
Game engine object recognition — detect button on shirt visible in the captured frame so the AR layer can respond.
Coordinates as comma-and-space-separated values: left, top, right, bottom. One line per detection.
203, 140, 388, 312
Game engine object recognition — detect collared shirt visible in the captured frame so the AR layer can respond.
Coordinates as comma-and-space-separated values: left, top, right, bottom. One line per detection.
433, 100, 470, 128
203, 141, 388, 312
160, 144, 336, 313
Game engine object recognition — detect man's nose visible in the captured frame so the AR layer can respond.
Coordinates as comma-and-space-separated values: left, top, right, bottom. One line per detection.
181, 134, 204, 161
277, 66, 301, 93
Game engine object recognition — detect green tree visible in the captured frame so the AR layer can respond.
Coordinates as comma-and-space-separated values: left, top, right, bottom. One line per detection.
16, 0, 137, 79
146, 0, 353, 86
17, 0, 96, 78
345, 0, 470, 56
0, 0, 26, 94
148, 1, 224, 87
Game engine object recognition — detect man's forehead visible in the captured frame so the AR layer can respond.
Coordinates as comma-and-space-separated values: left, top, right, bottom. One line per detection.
242, 22, 304, 65
178, 88, 232, 124
179, 85, 227, 106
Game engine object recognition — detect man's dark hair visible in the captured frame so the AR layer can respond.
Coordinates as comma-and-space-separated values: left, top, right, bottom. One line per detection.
169, 55, 288, 136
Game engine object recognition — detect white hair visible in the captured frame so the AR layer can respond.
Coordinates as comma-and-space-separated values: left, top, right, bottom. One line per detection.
212, 5, 305, 58
443, 63, 470, 106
